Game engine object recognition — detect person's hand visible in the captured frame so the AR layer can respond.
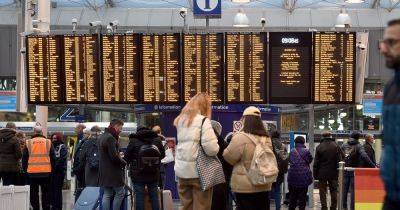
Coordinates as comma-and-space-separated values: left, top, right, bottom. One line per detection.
119, 152, 124, 158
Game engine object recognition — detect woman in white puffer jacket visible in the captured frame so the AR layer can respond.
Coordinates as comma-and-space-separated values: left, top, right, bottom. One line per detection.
174, 92, 219, 210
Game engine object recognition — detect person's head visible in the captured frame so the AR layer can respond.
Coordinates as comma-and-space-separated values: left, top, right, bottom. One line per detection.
83, 128, 91, 139
380, 19, 400, 69
166, 139, 176, 149
6, 122, 16, 130
241, 106, 268, 137
109, 119, 124, 134
271, 130, 281, 139
51, 132, 63, 143
211, 120, 222, 137
365, 134, 375, 144
295, 136, 306, 145
174, 92, 212, 127
152, 125, 162, 135
75, 124, 86, 134
15, 132, 25, 140
90, 125, 102, 134
33, 123, 43, 136
351, 131, 361, 140
322, 131, 333, 139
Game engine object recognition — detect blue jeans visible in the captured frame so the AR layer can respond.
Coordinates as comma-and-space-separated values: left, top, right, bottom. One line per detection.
102, 186, 125, 210
133, 181, 160, 210
271, 183, 282, 210
343, 171, 355, 210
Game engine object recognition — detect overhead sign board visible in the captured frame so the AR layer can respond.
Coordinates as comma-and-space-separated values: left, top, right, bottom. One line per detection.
0, 91, 16, 112
193, 0, 221, 18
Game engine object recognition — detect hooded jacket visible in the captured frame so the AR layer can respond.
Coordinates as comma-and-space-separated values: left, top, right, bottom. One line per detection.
313, 137, 342, 180
124, 127, 165, 183
287, 143, 313, 188
0, 128, 22, 172
341, 138, 375, 168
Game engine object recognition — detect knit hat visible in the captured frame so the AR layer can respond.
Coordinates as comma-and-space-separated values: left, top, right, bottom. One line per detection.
211, 120, 222, 136
295, 136, 306, 144
243, 106, 261, 117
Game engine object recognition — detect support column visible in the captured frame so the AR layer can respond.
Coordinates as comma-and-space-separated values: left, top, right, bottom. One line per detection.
308, 104, 315, 208
35, 0, 51, 136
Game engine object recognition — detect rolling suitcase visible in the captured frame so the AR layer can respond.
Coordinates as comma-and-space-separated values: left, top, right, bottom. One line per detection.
73, 187, 100, 210
161, 190, 173, 210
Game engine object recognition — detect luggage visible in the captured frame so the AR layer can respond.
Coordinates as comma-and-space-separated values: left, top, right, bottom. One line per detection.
143, 188, 173, 210
73, 187, 100, 210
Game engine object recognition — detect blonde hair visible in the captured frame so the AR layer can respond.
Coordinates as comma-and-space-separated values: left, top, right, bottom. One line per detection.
174, 93, 212, 127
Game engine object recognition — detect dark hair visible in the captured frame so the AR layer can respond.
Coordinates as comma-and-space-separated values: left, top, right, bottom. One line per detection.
271, 130, 280, 138
110, 119, 124, 127
351, 131, 360, 140
51, 132, 63, 142
295, 136, 305, 144
242, 115, 269, 137
388, 19, 400, 27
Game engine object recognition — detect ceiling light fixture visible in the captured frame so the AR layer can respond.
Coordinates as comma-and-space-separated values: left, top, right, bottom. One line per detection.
335, 8, 351, 28
233, 8, 249, 27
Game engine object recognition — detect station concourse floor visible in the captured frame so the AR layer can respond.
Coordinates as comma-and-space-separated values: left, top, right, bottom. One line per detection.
62, 186, 326, 210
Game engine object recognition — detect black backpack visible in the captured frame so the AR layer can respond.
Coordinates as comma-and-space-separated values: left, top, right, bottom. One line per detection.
272, 141, 289, 174
137, 143, 161, 173
87, 140, 99, 170
344, 144, 359, 167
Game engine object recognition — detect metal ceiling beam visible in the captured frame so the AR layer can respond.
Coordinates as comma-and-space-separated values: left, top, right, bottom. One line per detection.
389, 0, 400, 11
371, 0, 380, 8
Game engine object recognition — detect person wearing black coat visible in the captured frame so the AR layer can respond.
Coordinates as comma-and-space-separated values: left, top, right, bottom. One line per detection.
124, 126, 165, 210
99, 119, 127, 210
0, 124, 22, 185
50, 132, 68, 210
313, 131, 343, 210
78, 126, 102, 187
362, 134, 376, 168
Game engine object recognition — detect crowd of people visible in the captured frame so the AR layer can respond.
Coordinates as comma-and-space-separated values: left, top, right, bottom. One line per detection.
0, 101, 379, 210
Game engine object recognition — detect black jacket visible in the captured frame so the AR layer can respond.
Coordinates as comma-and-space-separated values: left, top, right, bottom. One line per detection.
313, 137, 342, 181
22, 134, 56, 178
271, 137, 289, 184
0, 128, 22, 172
79, 134, 100, 186
124, 128, 165, 183
52, 140, 68, 174
216, 133, 233, 184
98, 130, 127, 187
362, 142, 376, 168
341, 138, 375, 168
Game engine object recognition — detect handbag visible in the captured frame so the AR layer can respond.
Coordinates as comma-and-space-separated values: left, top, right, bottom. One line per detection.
196, 117, 226, 191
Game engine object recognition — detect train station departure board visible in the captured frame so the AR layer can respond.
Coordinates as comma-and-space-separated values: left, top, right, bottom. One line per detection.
313, 32, 356, 104
269, 32, 312, 104
101, 34, 140, 103
226, 33, 267, 103
63, 35, 100, 103
26, 36, 63, 104
183, 34, 224, 102
142, 34, 181, 103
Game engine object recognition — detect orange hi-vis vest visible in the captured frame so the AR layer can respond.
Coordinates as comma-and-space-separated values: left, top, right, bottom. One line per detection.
26, 137, 52, 173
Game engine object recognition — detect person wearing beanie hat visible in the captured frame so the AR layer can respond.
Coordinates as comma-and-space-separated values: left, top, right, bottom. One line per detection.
287, 136, 313, 210
22, 123, 56, 210
223, 106, 273, 210
341, 131, 376, 210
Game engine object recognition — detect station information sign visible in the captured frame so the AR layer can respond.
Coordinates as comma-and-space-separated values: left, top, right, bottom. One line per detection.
269, 32, 312, 104
313, 32, 356, 103
183, 34, 224, 102
141, 34, 181, 103
101, 34, 140, 103
63, 35, 100, 103
26, 35, 63, 103
225, 33, 267, 103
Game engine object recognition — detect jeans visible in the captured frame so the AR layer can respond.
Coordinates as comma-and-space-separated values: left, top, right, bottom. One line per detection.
271, 183, 282, 210
289, 185, 308, 210
343, 172, 354, 210
319, 179, 338, 210
133, 182, 160, 210
102, 186, 125, 210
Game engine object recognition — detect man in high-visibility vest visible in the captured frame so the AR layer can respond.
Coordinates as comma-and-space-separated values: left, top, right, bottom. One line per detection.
22, 125, 55, 210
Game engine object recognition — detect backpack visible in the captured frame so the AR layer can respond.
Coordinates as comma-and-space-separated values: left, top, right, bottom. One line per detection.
343, 144, 359, 167
87, 140, 99, 170
138, 143, 161, 173
241, 132, 279, 186
272, 140, 289, 174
